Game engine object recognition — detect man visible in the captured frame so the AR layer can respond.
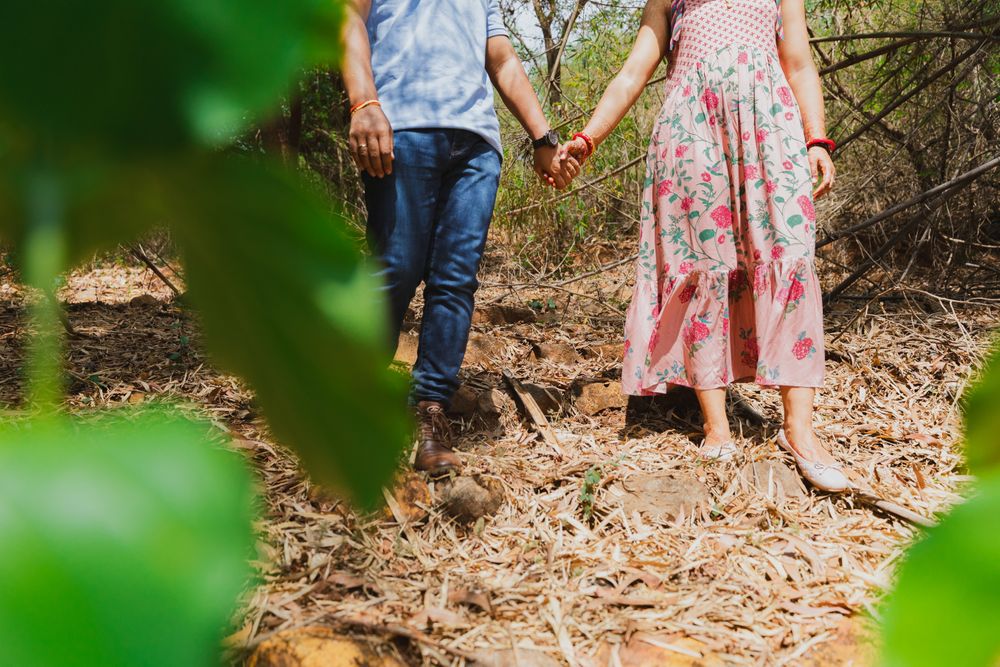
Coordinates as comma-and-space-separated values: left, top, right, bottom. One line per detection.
342, 0, 580, 474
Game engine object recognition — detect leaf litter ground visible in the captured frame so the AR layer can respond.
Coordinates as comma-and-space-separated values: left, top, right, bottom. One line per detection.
0, 255, 994, 666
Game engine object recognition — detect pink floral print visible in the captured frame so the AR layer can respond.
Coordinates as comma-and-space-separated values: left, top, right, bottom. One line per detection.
622, 0, 825, 393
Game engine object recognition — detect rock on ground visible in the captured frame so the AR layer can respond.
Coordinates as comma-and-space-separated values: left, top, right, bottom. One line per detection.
247, 626, 406, 667
472, 304, 537, 325
612, 473, 711, 523
742, 460, 807, 499
471, 648, 562, 667
441, 475, 504, 523
449, 384, 480, 417
382, 473, 432, 523
519, 382, 564, 414
592, 634, 725, 666
393, 332, 419, 367
575, 381, 629, 415
531, 341, 582, 364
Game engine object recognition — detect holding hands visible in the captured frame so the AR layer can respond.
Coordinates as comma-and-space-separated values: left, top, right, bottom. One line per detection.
534, 131, 595, 190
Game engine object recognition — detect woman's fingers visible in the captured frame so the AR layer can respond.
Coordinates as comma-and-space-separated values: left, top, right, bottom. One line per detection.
814, 155, 835, 199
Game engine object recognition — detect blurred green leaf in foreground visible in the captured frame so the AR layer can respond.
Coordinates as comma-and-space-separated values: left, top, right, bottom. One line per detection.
880, 344, 1000, 667
0, 0, 411, 663
0, 412, 256, 667
0, 0, 410, 504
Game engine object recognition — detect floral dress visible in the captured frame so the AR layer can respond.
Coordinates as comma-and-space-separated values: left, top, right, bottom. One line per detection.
622, 0, 824, 394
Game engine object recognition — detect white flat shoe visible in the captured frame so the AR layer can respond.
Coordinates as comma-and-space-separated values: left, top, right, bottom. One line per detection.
777, 430, 850, 493
699, 440, 738, 462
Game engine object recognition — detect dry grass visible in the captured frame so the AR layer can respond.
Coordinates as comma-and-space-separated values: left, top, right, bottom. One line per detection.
0, 256, 994, 666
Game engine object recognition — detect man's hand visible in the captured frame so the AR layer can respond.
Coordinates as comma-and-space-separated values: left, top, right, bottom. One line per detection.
534, 145, 580, 190
349, 105, 394, 178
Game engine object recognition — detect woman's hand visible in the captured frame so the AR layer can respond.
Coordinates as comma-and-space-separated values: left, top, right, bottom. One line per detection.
809, 146, 834, 199
559, 137, 590, 163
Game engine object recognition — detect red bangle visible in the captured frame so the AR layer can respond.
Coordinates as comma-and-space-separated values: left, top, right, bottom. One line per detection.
807, 137, 836, 154
350, 99, 381, 115
572, 132, 595, 159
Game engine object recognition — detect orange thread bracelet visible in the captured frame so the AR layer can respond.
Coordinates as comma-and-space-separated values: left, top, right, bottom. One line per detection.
350, 99, 381, 115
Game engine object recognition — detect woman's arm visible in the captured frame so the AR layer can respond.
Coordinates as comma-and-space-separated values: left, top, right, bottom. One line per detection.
778, 0, 835, 198
566, 0, 670, 156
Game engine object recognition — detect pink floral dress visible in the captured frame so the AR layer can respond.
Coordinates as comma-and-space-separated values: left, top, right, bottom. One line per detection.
622, 0, 824, 394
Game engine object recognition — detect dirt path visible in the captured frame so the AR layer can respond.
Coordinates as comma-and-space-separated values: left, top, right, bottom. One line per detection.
0, 261, 993, 666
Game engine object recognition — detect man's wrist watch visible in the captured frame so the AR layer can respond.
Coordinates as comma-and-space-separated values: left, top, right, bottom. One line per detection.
532, 129, 560, 150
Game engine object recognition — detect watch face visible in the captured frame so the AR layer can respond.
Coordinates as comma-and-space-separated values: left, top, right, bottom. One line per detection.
545, 130, 560, 146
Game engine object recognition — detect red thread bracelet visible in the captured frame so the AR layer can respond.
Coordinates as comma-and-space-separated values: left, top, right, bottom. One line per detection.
572, 132, 595, 159
806, 137, 836, 154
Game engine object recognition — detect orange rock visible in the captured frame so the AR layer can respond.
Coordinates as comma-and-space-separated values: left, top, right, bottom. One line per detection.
247, 626, 406, 667
799, 617, 877, 667
592, 634, 725, 666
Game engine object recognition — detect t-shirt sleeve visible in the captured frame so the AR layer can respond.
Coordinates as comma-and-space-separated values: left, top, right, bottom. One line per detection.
487, 0, 508, 38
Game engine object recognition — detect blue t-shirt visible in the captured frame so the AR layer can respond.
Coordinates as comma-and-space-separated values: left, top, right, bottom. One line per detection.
366, 0, 508, 154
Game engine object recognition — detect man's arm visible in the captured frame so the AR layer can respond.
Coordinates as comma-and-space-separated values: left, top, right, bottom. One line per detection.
485, 35, 578, 189
341, 0, 394, 178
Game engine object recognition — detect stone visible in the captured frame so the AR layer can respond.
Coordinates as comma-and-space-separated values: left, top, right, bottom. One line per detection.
478, 388, 515, 417
247, 626, 406, 667
742, 460, 807, 499
531, 341, 582, 364
799, 617, 877, 667
449, 384, 480, 417
472, 648, 562, 667
612, 473, 711, 523
394, 332, 419, 366
464, 333, 506, 366
592, 634, 725, 667
583, 342, 625, 360
128, 293, 159, 308
441, 475, 504, 523
382, 473, 432, 523
520, 382, 564, 414
472, 304, 537, 325
575, 381, 628, 415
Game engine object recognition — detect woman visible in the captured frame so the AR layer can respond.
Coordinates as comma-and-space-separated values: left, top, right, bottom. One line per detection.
563, 0, 847, 491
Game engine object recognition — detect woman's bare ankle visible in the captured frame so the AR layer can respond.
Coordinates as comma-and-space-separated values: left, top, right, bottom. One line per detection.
703, 423, 732, 446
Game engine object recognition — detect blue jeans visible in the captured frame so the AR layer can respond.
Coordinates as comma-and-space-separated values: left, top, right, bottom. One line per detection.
363, 129, 502, 406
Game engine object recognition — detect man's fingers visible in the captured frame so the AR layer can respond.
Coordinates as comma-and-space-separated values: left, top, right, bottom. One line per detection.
379, 131, 394, 175
354, 138, 375, 176
366, 135, 384, 177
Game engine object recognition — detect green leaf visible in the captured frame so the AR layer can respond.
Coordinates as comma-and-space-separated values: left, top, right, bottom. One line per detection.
170, 159, 410, 506
694, 112, 706, 123
880, 476, 1000, 667
965, 343, 1000, 476
699, 228, 717, 242
0, 410, 255, 667
786, 214, 804, 227
0, 0, 343, 153
770, 103, 784, 115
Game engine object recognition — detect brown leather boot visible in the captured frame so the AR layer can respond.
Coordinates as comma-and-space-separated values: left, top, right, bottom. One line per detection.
413, 401, 461, 474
